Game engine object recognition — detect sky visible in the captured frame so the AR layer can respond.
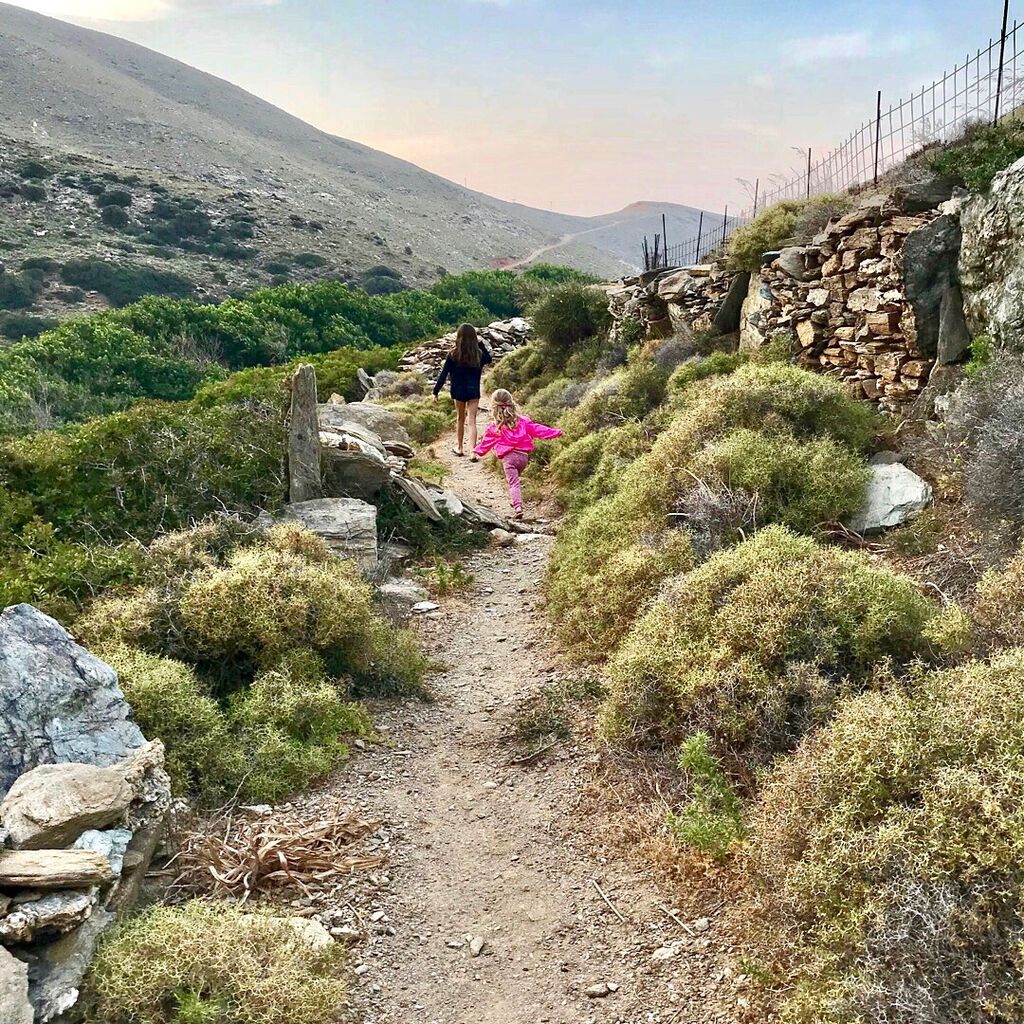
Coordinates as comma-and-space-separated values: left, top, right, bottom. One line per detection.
5, 0, 1016, 215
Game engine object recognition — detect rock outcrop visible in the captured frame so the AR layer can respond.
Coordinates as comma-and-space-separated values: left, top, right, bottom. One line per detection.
960, 155, 1024, 352
0, 611, 171, 1022
0, 604, 147, 795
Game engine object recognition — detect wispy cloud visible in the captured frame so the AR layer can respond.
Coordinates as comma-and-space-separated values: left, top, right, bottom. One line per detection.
12, 0, 280, 22
784, 29, 916, 67
643, 48, 687, 71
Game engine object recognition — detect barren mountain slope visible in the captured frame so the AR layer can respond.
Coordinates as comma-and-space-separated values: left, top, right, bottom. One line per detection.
0, 3, 705, 279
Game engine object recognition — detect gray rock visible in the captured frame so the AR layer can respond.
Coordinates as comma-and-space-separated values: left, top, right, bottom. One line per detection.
961, 155, 1024, 353
846, 463, 933, 533
775, 247, 811, 281
0, 891, 96, 944
392, 475, 442, 521
377, 578, 430, 620
893, 174, 958, 214
0, 849, 113, 889
0, 945, 32, 1024
0, 605, 146, 796
1, 763, 132, 851
272, 498, 378, 573
73, 828, 133, 877
320, 401, 411, 447
287, 364, 324, 504
23, 905, 113, 1022
903, 214, 970, 363
321, 446, 391, 500
712, 270, 750, 334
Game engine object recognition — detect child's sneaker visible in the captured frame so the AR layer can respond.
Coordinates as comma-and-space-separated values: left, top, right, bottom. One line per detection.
510, 507, 524, 521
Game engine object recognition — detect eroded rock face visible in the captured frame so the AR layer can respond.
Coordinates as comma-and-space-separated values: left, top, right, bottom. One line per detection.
846, 461, 933, 533
321, 447, 391, 500
0, 891, 96, 944
0, 605, 147, 796
961, 155, 1024, 352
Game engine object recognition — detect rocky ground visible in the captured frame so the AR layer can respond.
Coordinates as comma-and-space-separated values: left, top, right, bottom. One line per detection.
292, 413, 748, 1024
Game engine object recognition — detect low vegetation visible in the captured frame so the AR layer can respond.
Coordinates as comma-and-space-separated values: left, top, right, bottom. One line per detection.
85, 901, 348, 1024
75, 521, 420, 803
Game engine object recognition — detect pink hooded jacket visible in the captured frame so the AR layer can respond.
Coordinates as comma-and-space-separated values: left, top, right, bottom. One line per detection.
474, 416, 562, 457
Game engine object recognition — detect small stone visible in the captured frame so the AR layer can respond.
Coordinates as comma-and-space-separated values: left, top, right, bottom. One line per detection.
412, 601, 440, 614
469, 935, 485, 957
585, 982, 614, 998
694, 917, 711, 932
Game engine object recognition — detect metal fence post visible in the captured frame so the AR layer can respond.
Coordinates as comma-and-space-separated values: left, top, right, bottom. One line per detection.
873, 90, 883, 184
806, 148, 812, 197
695, 212, 704, 264
995, 0, 1011, 122
752, 177, 759, 217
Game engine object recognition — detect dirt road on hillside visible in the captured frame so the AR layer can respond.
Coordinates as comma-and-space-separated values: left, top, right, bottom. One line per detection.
322, 411, 746, 1024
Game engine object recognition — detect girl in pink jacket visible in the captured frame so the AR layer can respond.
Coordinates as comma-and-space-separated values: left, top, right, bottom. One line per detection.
474, 388, 562, 519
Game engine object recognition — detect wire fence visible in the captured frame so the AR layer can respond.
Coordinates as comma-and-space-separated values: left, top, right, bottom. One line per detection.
643, 11, 1024, 271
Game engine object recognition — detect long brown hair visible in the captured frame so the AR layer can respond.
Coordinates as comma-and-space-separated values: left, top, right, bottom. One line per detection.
452, 323, 482, 367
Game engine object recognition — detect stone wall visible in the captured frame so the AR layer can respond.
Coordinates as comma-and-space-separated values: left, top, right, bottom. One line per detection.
608, 185, 971, 412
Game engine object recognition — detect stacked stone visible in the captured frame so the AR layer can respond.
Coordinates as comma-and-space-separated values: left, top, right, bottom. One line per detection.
757, 198, 935, 409
607, 262, 734, 339
0, 605, 172, 1023
394, 317, 531, 381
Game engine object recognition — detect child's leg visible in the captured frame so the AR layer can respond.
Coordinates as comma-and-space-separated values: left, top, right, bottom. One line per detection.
466, 398, 480, 454
502, 452, 528, 511
454, 400, 466, 453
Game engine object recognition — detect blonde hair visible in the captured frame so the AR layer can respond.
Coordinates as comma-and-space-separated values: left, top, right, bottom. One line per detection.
491, 388, 520, 429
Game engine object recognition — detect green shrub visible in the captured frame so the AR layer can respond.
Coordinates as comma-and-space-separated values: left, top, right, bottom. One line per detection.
930, 118, 1024, 192
293, 252, 327, 269
19, 159, 51, 180
0, 270, 45, 311
748, 649, 1024, 1024
528, 282, 611, 356
85, 901, 348, 1024
601, 526, 935, 762
19, 256, 60, 272
727, 195, 848, 272
60, 260, 195, 307
2, 397, 284, 542
691, 429, 869, 534
97, 189, 132, 208
229, 653, 369, 801
547, 364, 875, 657
20, 183, 46, 202
666, 732, 744, 859
0, 525, 140, 623
101, 205, 130, 230
0, 312, 57, 340
357, 264, 406, 295
384, 393, 453, 444
102, 645, 245, 800
549, 422, 649, 509
431, 268, 519, 319
976, 544, 1024, 647
666, 350, 746, 398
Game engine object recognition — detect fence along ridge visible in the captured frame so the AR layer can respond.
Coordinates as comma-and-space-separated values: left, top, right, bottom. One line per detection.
644, 15, 1023, 271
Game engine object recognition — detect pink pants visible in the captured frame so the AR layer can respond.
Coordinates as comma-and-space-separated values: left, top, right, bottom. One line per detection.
500, 450, 529, 511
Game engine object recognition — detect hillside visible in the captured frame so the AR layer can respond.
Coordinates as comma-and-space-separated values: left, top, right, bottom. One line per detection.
0, 1, 709, 320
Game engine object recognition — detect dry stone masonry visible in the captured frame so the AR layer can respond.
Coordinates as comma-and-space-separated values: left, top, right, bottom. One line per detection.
609, 181, 974, 413
0, 605, 171, 1022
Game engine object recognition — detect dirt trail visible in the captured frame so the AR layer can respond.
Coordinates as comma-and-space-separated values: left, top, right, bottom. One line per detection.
328, 410, 743, 1024
507, 220, 629, 270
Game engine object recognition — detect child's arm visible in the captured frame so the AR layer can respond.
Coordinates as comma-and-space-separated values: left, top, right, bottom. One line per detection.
479, 343, 493, 367
473, 424, 501, 456
524, 418, 563, 440
433, 357, 451, 397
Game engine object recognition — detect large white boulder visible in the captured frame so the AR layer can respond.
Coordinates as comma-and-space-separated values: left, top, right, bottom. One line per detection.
846, 462, 933, 533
